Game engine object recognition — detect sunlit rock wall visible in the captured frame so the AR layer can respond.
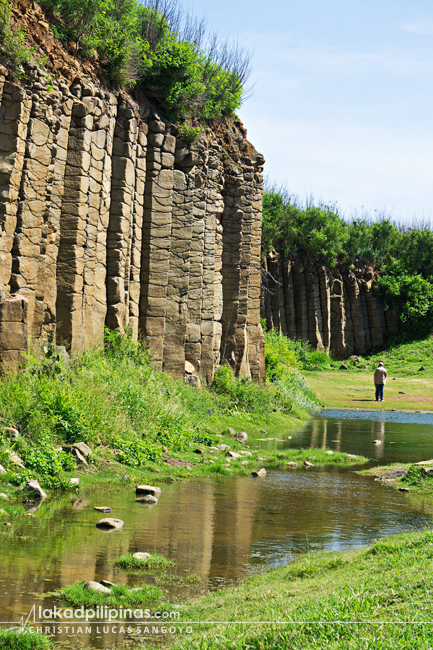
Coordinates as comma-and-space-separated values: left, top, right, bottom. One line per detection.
0, 66, 264, 383
261, 251, 399, 359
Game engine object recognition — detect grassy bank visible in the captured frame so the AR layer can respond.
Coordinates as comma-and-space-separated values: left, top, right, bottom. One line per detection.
0, 330, 324, 503
361, 461, 433, 495
295, 334, 433, 411
163, 529, 433, 650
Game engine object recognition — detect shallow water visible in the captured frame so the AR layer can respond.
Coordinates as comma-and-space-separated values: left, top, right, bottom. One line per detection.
2, 410, 433, 648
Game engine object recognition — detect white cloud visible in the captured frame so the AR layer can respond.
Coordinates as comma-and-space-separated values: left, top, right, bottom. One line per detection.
403, 21, 433, 35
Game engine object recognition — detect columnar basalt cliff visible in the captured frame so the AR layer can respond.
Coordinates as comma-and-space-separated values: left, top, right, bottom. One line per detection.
261, 251, 399, 359
0, 63, 264, 382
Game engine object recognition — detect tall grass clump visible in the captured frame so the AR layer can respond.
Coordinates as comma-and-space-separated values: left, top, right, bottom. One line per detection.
0, 629, 53, 649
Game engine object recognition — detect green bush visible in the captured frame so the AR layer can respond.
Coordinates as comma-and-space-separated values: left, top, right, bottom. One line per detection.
0, 0, 36, 70
39, 0, 250, 124
0, 629, 52, 649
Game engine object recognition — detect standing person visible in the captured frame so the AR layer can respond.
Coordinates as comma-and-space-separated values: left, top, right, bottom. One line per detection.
374, 361, 387, 402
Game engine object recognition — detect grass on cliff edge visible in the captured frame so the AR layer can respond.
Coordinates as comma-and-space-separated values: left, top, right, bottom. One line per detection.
162, 529, 433, 650
0, 329, 320, 493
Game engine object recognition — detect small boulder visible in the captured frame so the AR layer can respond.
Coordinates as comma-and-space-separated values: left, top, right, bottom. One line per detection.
122, 475, 131, 481
70, 478, 79, 486
73, 442, 93, 457
100, 580, 115, 588
325, 450, 333, 455
136, 495, 158, 504
217, 444, 230, 452
10, 453, 25, 469
419, 366, 426, 371
3, 427, 19, 440
85, 581, 111, 593
25, 480, 47, 499
347, 454, 357, 458
399, 487, 409, 492
0, 493, 8, 499
236, 431, 248, 442
251, 468, 266, 477
94, 506, 112, 513
372, 440, 382, 445
227, 451, 241, 459
96, 518, 124, 530
185, 361, 195, 374
226, 428, 235, 436
340, 364, 348, 370
240, 451, 252, 456
350, 355, 360, 362
259, 429, 267, 435
287, 462, 297, 468
132, 552, 151, 561
256, 457, 266, 461
193, 448, 204, 455
287, 436, 292, 440
136, 485, 161, 498
0, 465, 6, 475
185, 374, 201, 389
304, 461, 314, 467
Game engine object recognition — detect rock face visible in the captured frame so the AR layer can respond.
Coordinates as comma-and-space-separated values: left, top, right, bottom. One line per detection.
262, 252, 399, 359
0, 60, 264, 385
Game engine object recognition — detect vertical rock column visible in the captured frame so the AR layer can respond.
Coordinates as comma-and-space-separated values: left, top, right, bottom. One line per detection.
163, 165, 191, 379
292, 261, 308, 342
0, 295, 28, 372
283, 260, 297, 339
317, 265, 331, 352
139, 118, 173, 371
344, 272, 367, 354
56, 89, 115, 352
106, 99, 137, 332
221, 166, 244, 371
200, 150, 225, 384
0, 81, 31, 294
127, 126, 147, 339
40, 90, 73, 342
245, 159, 264, 382
305, 266, 325, 350
364, 279, 386, 349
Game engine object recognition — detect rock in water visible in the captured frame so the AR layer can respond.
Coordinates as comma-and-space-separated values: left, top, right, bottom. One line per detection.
372, 440, 382, 445
251, 468, 266, 477
94, 506, 112, 513
25, 480, 47, 499
132, 552, 151, 561
135, 485, 161, 498
287, 462, 297, 468
304, 461, 314, 467
85, 581, 111, 593
136, 495, 158, 504
96, 518, 124, 530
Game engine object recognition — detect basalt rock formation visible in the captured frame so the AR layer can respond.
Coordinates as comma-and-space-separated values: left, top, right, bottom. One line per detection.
0, 53, 264, 382
262, 251, 398, 359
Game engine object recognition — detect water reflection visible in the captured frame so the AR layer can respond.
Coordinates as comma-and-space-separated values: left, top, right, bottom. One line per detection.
1, 410, 433, 648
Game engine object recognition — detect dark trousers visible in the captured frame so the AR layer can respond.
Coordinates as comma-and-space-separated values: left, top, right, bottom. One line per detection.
375, 384, 384, 401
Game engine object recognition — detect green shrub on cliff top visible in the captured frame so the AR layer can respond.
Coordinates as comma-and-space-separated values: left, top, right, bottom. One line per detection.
39, 0, 250, 122
0, 0, 36, 70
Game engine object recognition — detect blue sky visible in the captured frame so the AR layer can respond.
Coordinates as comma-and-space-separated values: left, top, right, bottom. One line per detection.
189, 0, 433, 222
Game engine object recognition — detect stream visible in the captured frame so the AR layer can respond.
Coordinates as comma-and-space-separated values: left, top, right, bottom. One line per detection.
2, 409, 433, 648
